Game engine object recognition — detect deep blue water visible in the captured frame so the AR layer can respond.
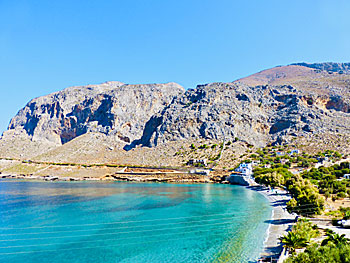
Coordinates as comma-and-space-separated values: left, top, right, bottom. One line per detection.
0, 180, 271, 263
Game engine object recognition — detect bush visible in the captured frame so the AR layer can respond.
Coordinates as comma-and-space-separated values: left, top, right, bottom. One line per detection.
198, 144, 208, 149
337, 191, 347, 199
285, 243, 350, 263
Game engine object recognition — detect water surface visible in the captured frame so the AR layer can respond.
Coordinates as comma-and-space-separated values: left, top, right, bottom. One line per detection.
0, 180, 271, 262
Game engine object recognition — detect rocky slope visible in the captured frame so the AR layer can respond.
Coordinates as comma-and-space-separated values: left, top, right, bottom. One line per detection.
1, 62, 349, 162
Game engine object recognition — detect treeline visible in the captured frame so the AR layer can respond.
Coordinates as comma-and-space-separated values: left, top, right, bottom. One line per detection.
285, 228, 350, 263
254, 167, 325, 215
280, 219, 350, 262
251, 148, 342, 169
302, 162, 350, 201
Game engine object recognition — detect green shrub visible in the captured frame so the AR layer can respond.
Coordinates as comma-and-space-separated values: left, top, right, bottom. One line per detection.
285, 243, 350, 263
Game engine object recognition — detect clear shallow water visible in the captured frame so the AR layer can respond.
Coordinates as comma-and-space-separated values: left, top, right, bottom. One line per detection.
0, 180, 271, 263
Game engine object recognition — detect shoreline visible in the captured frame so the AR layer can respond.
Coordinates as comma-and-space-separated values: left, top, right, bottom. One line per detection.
0, 173, 215, 183
247, 185, 296, 261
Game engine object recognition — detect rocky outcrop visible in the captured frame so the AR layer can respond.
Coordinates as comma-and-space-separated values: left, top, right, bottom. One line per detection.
292, 62, 350, 74
138, 83, 271, 148
5, 81, 185, 146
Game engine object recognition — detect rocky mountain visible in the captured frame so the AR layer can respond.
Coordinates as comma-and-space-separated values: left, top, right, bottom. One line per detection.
136, 79, 350, 149
4, 82, 184, 146
1, 62, 350, 161
292, 62, 350, 74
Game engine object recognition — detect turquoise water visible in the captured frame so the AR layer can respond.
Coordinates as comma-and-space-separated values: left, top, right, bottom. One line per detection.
0, 180, 271, 263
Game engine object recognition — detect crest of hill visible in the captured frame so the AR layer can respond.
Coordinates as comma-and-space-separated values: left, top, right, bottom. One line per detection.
291, 62, 350, 73
234, 65, 317, 86
234, 63, 350, 96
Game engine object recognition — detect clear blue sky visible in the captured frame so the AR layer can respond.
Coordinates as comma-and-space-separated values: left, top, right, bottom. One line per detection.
1, 0, 350, 133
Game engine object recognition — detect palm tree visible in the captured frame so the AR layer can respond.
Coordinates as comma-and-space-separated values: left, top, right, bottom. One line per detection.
321, 229, 350, 246
279, 231, 308, 254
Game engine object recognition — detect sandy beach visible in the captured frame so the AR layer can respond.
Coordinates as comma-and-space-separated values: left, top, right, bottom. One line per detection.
247, 185, 296, 261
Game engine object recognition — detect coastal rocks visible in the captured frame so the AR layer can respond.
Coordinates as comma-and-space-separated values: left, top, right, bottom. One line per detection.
226, 174, 256, 186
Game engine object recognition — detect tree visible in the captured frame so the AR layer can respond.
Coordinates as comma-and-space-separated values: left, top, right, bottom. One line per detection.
325, 191, 331, 200
255, 171, 285, 188
285, 243, 350, 263
321, 230, 350, 246
279, 231, 309, 254
286, 175, 325, 215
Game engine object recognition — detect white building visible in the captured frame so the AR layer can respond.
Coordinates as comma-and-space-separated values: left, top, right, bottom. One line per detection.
235, 163, 253, 176
289, 149, 300, 156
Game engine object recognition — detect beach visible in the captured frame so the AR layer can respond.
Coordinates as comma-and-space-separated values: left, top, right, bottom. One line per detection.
248, 186, 296, 261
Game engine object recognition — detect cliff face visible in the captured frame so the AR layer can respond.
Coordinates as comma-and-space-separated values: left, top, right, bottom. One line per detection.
1, 62, 350, 160
5, 81, 185, 146
136, 81, 350, 148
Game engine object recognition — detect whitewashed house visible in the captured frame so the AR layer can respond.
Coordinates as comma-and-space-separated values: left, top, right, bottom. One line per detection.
289, 149, 300, 156
235, 163, 253, 176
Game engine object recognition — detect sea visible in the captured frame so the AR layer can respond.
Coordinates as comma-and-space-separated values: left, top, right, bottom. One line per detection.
0, 180, 272, 263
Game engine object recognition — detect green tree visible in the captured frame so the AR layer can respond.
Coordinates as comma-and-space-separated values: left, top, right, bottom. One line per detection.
285, 243, 350, 263
255, 171, 285, 188
321, 230, 350, 246
279, 231, 309, 254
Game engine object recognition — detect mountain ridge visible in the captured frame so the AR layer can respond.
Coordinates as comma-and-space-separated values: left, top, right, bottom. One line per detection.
1, 62, 349, 162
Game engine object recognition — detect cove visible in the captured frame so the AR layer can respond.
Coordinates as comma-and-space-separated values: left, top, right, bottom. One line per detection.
0, 180, 272, 263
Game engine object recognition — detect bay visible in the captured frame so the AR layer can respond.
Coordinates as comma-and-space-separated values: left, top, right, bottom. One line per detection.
0, 180, 271, 263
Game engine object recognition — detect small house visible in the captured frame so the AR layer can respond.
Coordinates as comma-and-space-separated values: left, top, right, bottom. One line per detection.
187, 159, 207, 167
344, 174, 350, 180
235, 163, 253, 176
289, 149, 300, 156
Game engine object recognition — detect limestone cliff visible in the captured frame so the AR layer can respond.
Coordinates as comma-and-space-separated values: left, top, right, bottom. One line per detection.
4, 81, 184, 146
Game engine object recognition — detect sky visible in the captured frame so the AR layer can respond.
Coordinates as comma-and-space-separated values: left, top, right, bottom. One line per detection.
1, 0, 350, 133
